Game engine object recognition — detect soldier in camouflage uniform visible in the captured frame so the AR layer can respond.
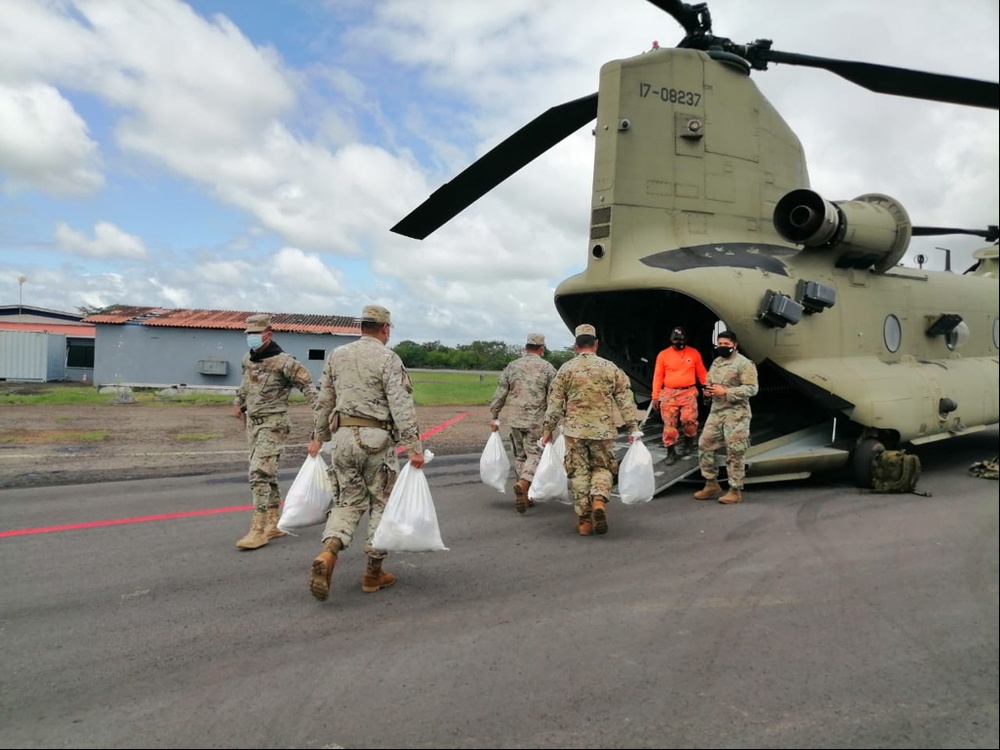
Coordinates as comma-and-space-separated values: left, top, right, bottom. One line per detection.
541, 324, 639, 536
306, 304, 424, 602
233, 313, 319, 550
489, 332, 557, 514
694, 330, 759, 504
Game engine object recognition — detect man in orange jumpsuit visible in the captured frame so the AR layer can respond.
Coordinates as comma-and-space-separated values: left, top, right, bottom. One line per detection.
651, 326, 707, 464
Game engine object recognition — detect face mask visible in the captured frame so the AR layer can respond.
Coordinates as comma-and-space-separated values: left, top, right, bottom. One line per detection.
672, 340, 685, 350
247, 334, 264, 350
714, 345, 734, 358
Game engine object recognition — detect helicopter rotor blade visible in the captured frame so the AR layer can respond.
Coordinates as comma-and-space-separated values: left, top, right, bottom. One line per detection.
643, 0, 709, 36
912, 225, 1000, 243
756, 49, 999, 110
391, 93, 599, 240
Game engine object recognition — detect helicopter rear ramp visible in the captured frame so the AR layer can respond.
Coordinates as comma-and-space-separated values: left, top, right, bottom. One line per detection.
610, 428, 702, 500
743, 421, 850, 483
611, 420, 850, 499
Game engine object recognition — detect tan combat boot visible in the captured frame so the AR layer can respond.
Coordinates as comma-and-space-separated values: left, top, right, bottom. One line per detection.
592, 496, 609, 535
236, 510, 269, 550
693, 480, 723, 500
309, 538, 342, 601
513, 479, 530, 514
361, 556, 396, 593
576, 513, 594, 536
264, 507, 285, 540
718, 487, 743, 504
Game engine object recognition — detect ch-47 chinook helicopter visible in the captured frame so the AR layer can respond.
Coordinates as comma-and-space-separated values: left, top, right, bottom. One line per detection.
392, 0, 1000, 491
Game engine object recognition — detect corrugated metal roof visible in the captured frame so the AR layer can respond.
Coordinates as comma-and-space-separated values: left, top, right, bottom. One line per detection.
0, 304, 84, 321
0, 322, 95, 337
81, 306, 360, 335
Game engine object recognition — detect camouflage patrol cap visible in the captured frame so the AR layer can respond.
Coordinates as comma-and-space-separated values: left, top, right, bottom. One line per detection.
245, 314, 271, 333
362, 304, 393, 327
526, 333, 545, 346
575, 323, 597, 337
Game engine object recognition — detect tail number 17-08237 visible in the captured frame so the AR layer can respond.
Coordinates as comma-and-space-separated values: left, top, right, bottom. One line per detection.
639, 82, 701, 106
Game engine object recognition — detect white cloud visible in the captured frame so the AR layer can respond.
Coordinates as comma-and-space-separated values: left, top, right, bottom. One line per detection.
0, 0, 995, 349
0, 82, 103, 195
55, 221, 148, 259
271, 246, 346, 295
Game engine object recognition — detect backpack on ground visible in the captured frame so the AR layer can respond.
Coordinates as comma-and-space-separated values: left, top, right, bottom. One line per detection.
969, 456, 999, 480
867, 449, 928, 495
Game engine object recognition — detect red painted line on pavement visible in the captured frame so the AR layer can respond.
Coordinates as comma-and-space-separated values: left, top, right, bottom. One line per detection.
0, 505, 252, 538
3, 413, 471, 538
397, 411, 470, 454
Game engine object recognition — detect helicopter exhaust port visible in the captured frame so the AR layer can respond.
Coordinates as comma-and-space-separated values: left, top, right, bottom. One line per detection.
773, 189, 912, 273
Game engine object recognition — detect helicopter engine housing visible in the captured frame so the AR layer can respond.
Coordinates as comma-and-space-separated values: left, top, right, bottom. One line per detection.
773, 189, 912, 273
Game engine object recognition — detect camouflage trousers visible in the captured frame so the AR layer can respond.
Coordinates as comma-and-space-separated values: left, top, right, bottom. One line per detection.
508, 425, 544, 482
563, 436, 618, 518
246, 413, 291, 512
698, 410, 751, 489
322, 426, 398, 560
659, 386, 699, 446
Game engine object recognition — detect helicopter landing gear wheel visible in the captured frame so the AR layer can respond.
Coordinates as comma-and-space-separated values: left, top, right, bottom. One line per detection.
851, 437, 885, 488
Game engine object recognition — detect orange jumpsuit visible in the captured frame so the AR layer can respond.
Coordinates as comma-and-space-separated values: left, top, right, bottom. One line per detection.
651, 346, 708, 447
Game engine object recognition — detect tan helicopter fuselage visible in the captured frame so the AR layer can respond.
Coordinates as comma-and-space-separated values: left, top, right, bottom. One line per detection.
554, 47, 1000, 446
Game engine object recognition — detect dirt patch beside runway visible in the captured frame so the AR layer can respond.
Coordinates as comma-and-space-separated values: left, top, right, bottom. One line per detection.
0, 402, 494, 489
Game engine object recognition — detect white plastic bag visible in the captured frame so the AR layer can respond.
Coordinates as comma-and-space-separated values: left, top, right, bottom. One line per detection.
373, 451, 447, 552
479, 430, 511, 493
277, 454, 334, 534
529, 433, 571, 504
618, 434, 655, 505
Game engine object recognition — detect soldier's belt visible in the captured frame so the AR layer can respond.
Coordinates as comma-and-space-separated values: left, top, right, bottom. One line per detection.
338, 415, 393, 431
249, 414, 283, 426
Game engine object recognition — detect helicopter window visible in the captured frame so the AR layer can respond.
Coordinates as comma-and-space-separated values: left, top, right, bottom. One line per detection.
946, 321, 970, 351
883, 315, 902, 352
711, 320, 728, 344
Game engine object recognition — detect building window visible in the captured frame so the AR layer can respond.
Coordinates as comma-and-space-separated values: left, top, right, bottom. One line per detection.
66, 340, 95, 368
308, 349, 325, 360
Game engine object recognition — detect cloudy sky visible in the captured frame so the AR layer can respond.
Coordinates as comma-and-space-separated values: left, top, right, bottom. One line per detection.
1, 0, 997, 350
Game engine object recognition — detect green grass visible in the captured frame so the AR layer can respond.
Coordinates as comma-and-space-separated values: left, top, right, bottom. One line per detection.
0, 372, 501, 408
0, 385, 233, 406
175, 433, 219, 441
0, 429, 109, 443
72, 430, 110, 441
0, 386, 101, 406
149, 392, 240, 406
409, 370, 499, 406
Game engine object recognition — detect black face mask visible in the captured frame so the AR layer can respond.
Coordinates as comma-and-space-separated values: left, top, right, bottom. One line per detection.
714, 345, 734, 358
671, 340, 685, 349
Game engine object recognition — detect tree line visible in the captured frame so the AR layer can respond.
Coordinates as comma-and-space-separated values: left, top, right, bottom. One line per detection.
392, 340, 575, 371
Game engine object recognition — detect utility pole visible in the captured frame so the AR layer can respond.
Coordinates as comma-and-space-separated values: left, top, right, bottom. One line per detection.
17, 275, 27, 322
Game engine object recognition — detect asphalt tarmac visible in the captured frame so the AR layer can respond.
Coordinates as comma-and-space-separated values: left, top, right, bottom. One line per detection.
1, 427, 997, 749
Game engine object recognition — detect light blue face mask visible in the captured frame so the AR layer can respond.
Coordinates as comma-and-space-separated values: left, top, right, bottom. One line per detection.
247, 334, 264, 350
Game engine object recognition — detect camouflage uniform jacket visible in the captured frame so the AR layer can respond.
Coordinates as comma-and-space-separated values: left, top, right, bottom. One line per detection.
489, 354, 557, 428
234, 344, 318, 417
312, 336, 422, 455
542, 352, 639, 439
705, 352, 759, 416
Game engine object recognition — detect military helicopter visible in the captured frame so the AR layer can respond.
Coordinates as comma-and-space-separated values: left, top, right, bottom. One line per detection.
392, 0, 999, 490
